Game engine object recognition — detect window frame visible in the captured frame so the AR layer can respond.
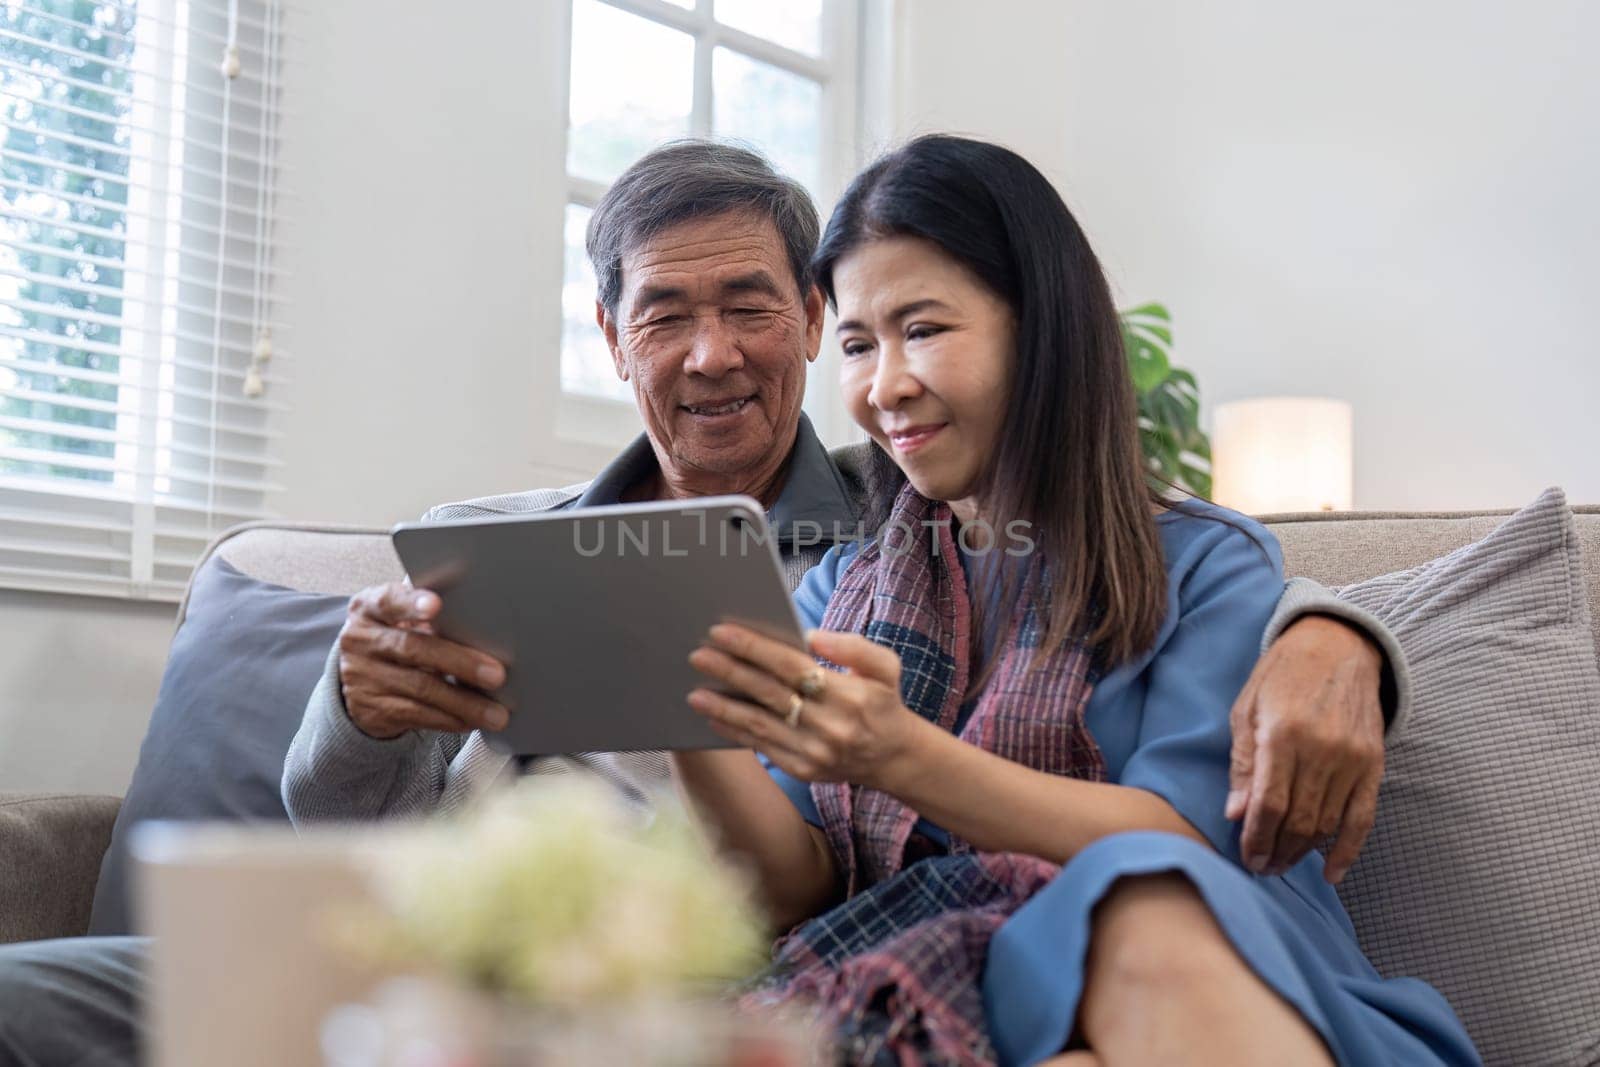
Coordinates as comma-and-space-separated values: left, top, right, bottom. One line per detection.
550, 0, 861, 469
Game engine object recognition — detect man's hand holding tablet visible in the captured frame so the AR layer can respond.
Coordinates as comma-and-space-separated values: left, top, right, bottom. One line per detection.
335, 581, 510, 740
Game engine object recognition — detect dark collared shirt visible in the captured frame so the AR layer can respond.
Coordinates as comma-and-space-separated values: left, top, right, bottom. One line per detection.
567, 412, 863, 551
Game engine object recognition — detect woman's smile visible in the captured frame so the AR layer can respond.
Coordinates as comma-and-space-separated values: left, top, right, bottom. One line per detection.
886, 421, 947, 455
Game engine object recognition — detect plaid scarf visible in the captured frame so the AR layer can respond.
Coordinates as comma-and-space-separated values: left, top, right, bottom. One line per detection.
746, 486, 1105, 1065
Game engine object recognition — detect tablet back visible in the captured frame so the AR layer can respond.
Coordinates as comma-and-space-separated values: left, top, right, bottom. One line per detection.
391, 496, 805, 755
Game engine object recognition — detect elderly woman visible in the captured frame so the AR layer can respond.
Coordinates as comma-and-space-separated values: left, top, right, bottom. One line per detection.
671, 136, 1479, 1066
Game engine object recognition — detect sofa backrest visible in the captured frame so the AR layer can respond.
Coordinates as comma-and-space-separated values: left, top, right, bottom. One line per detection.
177, 522, 404, 627
190, 505, 1600, 666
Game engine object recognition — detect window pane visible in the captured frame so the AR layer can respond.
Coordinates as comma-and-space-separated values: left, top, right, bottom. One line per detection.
712, 50, 822, 195
715, 0, 823, 56
567, 1, 694, 184
561, 203, 631, 401
0, 1, 138, 485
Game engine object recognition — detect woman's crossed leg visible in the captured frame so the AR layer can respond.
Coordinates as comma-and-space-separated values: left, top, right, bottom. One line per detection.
1042, 873, 1335, 1067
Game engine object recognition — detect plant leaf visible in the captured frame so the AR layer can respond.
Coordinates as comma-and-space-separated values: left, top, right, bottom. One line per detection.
1120, 302, 1170, 322
1125, 336, 1171, 394
1179, 461, 1213, 499
1120, 303, 1212, 498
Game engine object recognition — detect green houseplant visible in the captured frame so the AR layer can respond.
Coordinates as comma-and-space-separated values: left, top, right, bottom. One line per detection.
1120, 303, 1212, 498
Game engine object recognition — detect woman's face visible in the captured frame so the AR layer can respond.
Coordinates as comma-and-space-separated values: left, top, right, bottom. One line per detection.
833, 235, 1015, 522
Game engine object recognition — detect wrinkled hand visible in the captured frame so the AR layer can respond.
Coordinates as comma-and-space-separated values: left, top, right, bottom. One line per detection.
337, 581, 509, 740
686, 624, 922, 789
1227, 615, 1386, 883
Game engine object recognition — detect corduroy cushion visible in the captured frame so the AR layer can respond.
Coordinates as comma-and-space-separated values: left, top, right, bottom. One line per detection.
1332, 488, 1600, 1066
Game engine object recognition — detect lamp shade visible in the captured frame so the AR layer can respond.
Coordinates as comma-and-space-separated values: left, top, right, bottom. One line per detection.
1211, 397, 1353, 514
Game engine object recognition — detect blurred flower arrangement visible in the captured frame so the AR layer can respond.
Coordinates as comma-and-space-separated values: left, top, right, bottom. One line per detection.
351, 776, 768, 1004
323, 779, 821, 1066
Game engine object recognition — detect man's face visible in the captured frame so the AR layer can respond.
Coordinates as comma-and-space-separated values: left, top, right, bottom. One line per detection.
599, 211, 824, 484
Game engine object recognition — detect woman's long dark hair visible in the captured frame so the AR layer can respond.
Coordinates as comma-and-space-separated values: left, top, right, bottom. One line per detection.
814, 135, 1167, 670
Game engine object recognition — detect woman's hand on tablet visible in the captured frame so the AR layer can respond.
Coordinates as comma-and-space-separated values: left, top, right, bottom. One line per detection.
337, 581, 510, 740
686, 624, 930, 791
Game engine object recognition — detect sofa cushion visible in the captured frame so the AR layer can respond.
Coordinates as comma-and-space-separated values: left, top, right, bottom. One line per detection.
1332, 488, 1600, 1066
0, 793, 122, 943
88, 557, 348, 936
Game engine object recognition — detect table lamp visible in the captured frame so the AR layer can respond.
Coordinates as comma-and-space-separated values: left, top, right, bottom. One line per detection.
1211, 397, 1354, 513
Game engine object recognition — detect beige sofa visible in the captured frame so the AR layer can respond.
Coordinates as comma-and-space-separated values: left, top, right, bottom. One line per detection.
1, 505, 1596, 1049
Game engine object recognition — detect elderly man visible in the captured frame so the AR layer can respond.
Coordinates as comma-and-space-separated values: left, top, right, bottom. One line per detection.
0, 141, 1399, 1066
281, 143, 860, 822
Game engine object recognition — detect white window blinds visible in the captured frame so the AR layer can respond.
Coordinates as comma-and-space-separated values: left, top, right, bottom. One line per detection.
0, 0, 286, 601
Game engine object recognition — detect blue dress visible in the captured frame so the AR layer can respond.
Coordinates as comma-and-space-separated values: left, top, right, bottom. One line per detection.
767, 500, 1480, 1067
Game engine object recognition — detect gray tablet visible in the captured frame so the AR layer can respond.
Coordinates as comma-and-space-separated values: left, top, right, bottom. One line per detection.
390, 495, 806, 756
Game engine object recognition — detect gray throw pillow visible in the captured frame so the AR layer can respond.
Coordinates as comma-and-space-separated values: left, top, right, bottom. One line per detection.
1334, 488, 1600, 1067
87, 556, 347, 936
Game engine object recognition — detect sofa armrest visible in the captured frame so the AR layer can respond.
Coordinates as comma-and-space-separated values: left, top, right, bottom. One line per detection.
0, 793, 121, 944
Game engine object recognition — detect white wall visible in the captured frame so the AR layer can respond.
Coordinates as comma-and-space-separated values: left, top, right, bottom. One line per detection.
272, 2, 592, 525
892, 0, 1600, 510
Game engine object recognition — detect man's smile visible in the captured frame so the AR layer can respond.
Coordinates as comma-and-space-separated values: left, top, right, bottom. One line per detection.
682, 394, 758, 419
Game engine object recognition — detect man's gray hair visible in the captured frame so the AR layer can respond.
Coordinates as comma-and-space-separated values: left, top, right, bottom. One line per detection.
585, 139, 820, 316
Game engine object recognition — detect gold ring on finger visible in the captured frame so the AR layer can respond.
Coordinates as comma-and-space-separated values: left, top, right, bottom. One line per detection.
796, 667, 826, 700
785, 692, 804, 729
